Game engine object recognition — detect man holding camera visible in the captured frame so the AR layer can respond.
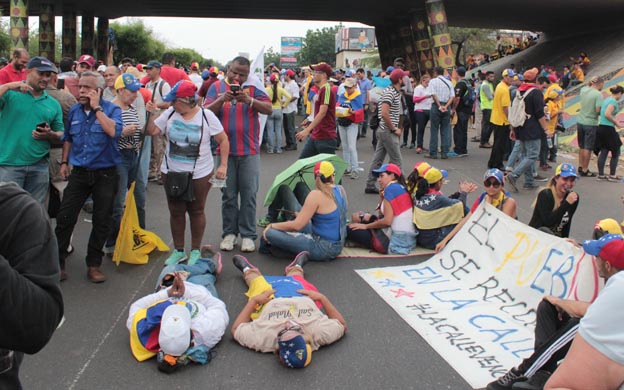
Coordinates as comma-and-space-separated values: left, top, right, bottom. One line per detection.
54, 71, 123, 283
0, 56, 64, 204
205, 56, 272, 253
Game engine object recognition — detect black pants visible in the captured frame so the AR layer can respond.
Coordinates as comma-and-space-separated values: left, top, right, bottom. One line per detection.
55, 166, 118, 268
539, 131, 549, 166
480, 109, 492, 144
488, 124, 510, 169
453, 111, 470, 154
403, 99, 416, 145
517, 300, 579, 376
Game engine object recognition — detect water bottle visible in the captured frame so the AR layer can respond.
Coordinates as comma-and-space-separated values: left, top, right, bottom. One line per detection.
547, 138, 553, 148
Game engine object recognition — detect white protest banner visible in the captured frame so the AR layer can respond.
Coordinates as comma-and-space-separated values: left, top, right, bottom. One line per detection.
356, 202, 600, 389
250, 46, 267, 142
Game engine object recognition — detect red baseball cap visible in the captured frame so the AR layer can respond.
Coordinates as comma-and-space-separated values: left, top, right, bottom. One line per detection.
286, 69, 295, 77
78, 54, 95, 68
390, 69, 409, 83
162, 80, 197, 102
311, 63, 333, 78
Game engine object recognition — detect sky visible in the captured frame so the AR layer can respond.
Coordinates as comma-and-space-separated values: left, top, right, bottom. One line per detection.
19, 16, 370, 64
113, 17, 371, 63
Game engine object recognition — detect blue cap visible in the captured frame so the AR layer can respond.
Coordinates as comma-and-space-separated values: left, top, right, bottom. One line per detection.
582, 234, 624, 256
386, 66, 395, 73
27, 56, 57, 73
345, 70, 354, 77
555, 163, 577, 178
114, 73, 141, 92
372, 163, 402, 177
277, 334, 312, 368
484, 168, 504, 184
145, 60, 162, 69
502, 69, 515, 77
201, 70, 210, 80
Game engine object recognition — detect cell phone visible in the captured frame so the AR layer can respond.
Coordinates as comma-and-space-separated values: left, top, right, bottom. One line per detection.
36, 122, 48, 132
57, 78, 65, 89
230, 84, 241, 94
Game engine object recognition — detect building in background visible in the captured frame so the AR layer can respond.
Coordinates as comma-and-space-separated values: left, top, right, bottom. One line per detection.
335, 27, 378, 70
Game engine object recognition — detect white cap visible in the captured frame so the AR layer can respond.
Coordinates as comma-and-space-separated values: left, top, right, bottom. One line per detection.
159, 304, 191, 356
97, 64, 107, 73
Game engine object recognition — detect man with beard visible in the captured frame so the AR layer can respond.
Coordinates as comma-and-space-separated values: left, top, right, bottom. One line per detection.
0, 57, 64, 203
0, 48, 29, 84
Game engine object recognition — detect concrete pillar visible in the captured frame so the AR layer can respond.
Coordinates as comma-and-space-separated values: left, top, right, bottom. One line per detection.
411, 10, 435, 74
96, 18, 109, 64
38, 2, 55, 61
62, 10, 77, 60
10, 0, 28, 50
426, 0, 455, 69
81, 14, 95, 56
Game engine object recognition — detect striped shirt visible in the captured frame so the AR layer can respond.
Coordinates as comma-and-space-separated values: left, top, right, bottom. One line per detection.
118, 105, 141, 151
428, 76, 454, 104
377, 86, 402, 131
205, 79, 270, 156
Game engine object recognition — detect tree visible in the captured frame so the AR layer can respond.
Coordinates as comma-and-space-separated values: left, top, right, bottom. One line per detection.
264, 46, 281, 67
297, 26, 340, 67
358, 49, 381, 69
110, 19, 165, 64
0, 20, 11, 57
449, 27, 496, 67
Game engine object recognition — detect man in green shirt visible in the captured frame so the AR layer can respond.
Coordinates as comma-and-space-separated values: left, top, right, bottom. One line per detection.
0, 56, 64, 203
576, 76, 604, 176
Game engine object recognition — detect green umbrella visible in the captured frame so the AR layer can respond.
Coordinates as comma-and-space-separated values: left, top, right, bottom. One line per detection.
263, 154, 348, 207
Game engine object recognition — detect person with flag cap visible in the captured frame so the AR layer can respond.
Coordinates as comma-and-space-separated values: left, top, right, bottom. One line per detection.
230, 251, 346, 368
147, 79, 230, 266
188, 61, 203, 89
435, 168, 516, 253
197, 66, 220, 107
528, 163, 579, 238
260, 161, 348, 261
349, 163, 416, 254
412, 166, 476, 250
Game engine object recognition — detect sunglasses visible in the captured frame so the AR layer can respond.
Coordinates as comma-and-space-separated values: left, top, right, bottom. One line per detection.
483, 180, 501, 188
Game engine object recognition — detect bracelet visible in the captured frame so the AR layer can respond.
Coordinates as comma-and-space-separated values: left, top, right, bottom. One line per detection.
60, 161, 68, 166
249, 97, 254, 107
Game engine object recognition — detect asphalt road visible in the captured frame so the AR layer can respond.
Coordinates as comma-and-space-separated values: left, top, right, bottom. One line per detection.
21, 123, 620, 390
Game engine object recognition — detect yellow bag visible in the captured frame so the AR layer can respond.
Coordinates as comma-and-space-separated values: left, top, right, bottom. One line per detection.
113, 182, 170, 265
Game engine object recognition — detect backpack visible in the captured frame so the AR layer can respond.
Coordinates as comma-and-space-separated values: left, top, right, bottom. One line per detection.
508, 87, 537, 128
458, 79, 476, 108
369, 104, 381, 130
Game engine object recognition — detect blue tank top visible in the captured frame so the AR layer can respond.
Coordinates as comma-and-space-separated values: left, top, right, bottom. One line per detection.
311, 187, 343, 242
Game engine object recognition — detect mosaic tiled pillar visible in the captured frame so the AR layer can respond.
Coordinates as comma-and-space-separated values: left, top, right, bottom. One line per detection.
96, 18, 109, 64
399, 21, 418, 73
411, 10, 435, 73
374, 24, 393, 70
10, 0, 28, 50
38, 2, 55, 61
62, 10, 77, 60
81, 14, 94, 56
426, 0, 455, 69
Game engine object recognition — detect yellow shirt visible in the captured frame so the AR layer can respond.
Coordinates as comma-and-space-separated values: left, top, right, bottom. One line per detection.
572, 68, 584, 82
545, 100, 559, 135
490, 82, 511, 126
267, 85, 292, 110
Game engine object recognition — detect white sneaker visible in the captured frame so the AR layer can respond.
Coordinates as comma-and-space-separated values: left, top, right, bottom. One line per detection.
241, 238, 256, 252
220, 234, 237, 251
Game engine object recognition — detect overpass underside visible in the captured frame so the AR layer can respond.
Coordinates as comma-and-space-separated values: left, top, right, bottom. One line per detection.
3, 0, 624, 71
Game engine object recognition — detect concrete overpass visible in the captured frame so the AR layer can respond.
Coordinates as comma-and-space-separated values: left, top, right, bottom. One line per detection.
3, 0, 624, 70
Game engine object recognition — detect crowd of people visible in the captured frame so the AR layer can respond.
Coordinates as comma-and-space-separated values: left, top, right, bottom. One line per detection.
1, 45, 624, 390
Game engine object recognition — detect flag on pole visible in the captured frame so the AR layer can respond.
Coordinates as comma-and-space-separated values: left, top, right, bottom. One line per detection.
250, 46, 268, 142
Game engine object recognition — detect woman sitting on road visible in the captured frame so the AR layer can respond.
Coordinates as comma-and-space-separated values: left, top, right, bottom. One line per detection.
435, 168, 517, 252
529, 163, 579, 238
348, 163, 417, 254
412, 167, 476, 250
405, 161, 432, 196
146, 80, 230, 266
261, 161, 348, 261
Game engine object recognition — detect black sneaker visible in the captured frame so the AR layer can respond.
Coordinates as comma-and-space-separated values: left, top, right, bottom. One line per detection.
232, 254, 258, 274
512, 370, 551, 390
285, 251, 310, 274
364, 187, 379, 194
486, 368, 527, 390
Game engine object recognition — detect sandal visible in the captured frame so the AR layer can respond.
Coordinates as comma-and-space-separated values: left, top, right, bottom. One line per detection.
608, 175, 622, 182
416, 147, 423, 154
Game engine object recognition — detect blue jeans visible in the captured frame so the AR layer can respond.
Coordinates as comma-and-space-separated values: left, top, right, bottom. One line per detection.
429, 104, 451, 156
268, 182, 309, 222
388, 231, 418, 255
510, 138, 541, 187
298, 138, 337, 159
55, 166, 118, 267
156, 257, 219, 298
264, 225, 343, 261
266, 107, 283, 152
135, 135, 151, 228
0, 158, 49, 204
338, 122, 359, 172
415, 110, 430, 148
107, 149, 139, 247
219, 154, 260, 240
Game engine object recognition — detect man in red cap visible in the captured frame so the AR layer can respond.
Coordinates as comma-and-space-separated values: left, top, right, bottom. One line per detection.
198, 66, 220, 107
282, 69, 300, 150
64, 54, 95, 99
545, 234, 624, 390
0, 48, 29, 84
296, 62, 337, 158
189, 61, 203, 89
364, 68, 407, 194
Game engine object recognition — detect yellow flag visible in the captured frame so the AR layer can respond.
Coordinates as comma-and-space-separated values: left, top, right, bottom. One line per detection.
113, 182, 170, 265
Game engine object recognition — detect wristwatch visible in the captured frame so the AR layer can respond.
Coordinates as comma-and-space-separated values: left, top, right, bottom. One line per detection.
93, 106, 103, 114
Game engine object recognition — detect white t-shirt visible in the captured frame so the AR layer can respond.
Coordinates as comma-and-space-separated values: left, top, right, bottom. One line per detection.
579, 271, 624, 365
154, 107, 223, 179
283, 79, 300, 114
189, 73, 203, 90
413, 84, 433, 111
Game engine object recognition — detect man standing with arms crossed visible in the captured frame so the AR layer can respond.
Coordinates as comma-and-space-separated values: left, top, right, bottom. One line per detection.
206, 57, 272, 253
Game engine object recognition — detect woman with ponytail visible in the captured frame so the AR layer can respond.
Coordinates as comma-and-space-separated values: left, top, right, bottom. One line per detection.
260, 161, 348, 261
265, 73, 292, 154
